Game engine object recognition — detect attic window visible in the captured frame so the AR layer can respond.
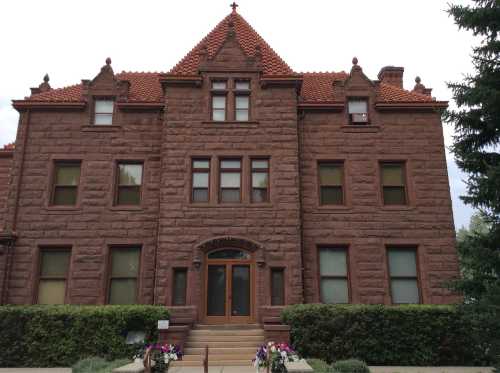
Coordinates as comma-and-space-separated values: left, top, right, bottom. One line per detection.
94, 99, 114, 125
348, 99, 368, 124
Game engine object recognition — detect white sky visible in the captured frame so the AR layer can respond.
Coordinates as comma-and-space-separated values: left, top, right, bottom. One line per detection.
0, 0, 476, 229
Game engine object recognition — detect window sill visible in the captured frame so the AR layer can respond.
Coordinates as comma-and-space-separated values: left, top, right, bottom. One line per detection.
201, 121, 259, 128
341, 125, 380, 133
314, 205, 352, 213
187, 202, 273, 208
44, 206, 82, 214
380, 205, 415, 211
109, 206, 144, 212
81, 125, 121, 132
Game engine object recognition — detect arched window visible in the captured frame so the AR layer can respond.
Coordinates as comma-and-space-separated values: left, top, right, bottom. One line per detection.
207, 248, 250, 260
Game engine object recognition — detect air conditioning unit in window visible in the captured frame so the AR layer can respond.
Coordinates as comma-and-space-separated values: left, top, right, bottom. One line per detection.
351, 113, 368, 124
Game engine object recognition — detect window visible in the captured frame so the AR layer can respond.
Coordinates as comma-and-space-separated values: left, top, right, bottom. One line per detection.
37, 248, 71, 304
108, 246, 141, 304
219, 159, 241, 203
94, 99, 114, 125
271, 268, 285, 306
319, 247, 349, 304
381, 162, 407, 205
172, 268, 188, 306
251, 159, 269, 203
116, 163, 143, 205
235, 80, 250, 122
387, 248, 420, 304
211, 81, 227, 121
319, 162, 344, 205
348, 99, 368, 124
51, 162, 81, 206
192, 159, 210, 203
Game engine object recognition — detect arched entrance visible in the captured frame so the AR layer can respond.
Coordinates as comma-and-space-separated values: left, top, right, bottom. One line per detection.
204, 248, 255, 324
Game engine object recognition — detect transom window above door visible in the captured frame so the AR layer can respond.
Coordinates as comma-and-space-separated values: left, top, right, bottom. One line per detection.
207, 248, 251, 260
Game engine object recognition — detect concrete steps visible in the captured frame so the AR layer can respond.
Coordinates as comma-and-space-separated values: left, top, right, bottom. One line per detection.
175, 324, 264, 367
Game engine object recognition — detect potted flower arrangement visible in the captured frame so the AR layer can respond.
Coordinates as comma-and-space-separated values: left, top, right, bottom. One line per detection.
134, 343, 182, 373
253, 342, 299, 373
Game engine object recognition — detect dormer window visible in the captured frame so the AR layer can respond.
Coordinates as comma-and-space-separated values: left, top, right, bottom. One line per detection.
94, 99, 114, 125
235, 80, 250, 122
210, 79, 251, 122
348, 99, 368, 124
211, 81, 227, 121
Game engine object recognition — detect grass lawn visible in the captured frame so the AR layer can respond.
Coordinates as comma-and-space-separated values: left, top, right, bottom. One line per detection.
308, 359, 332, 373
72, 357, 131, 373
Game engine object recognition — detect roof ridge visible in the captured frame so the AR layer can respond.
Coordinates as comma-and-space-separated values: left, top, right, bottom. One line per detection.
118, 71, 164, 75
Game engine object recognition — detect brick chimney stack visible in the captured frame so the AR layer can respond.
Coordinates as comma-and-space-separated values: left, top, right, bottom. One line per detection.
377, 66, 404, 88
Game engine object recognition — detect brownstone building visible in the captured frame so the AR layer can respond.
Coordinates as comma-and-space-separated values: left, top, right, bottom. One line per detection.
0, 6, 460, 325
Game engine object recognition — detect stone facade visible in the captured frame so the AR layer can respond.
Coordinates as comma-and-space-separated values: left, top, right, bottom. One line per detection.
0, 8, 460, 320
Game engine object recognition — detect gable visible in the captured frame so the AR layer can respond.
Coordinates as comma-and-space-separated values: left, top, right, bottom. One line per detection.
168, 11, 294, 76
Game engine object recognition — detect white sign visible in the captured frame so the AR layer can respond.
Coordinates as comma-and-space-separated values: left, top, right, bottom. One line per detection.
158, 320, 170, 330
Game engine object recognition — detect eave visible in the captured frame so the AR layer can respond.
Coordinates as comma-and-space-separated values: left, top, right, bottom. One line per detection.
159, 75, 203, 87
12, 101, 86, 111
259, 75, 303, 90
375, 101, 448, 111
0, 232, 17, 245
117, 102, 164, 111
298, 101, 344, 112
0, 150, 13, 158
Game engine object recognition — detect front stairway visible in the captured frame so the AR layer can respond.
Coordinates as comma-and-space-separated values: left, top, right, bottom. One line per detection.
172, 324, 264, 367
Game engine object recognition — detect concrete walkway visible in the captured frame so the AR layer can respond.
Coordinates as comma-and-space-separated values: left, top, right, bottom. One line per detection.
370, 367, 493, 373
0, 366, 493, 373
0, 368, 71, 373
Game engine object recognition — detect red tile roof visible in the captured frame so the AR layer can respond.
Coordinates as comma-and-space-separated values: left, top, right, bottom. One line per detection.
300, 72, 434, 103
300, 72, 348, 102
378, 83, 433, 102
20, 11, 438, 106
27, 72, 164, 103
169, 11, 294, 76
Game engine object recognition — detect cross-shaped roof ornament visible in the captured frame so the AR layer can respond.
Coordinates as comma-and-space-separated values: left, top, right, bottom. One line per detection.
230, 2, 238, 12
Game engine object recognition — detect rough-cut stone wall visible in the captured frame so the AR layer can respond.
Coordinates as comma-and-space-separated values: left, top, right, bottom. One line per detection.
3, 108, 162, 304
0, 150, 13, 231
160, 65, 303, 321
299, 109, 460, 304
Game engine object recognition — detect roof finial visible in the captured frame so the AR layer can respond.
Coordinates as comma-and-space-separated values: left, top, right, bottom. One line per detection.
415, 76, 421, 84
352, 57, 358, 66
106, 57, 112, 66
230, 1, 238, 13
43, 74, 50, 83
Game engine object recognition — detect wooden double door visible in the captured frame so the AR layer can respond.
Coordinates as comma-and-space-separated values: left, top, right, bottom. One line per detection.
204, 249, 255, 324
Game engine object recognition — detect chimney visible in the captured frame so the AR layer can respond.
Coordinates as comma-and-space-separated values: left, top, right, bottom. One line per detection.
377, 66, 404, 88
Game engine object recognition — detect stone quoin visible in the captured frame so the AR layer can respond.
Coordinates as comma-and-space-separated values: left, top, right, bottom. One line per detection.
0, 4, 459, 327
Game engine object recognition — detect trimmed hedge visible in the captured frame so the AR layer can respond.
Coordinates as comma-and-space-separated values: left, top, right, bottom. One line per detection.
0, 305, 169, 368
282, 304, 496, 366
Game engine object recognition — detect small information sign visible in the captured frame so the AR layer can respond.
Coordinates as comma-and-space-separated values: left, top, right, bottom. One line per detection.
158, 320, 170, 330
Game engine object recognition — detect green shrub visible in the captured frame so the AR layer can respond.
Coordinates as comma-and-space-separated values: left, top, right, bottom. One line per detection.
0, 305, 169, 368
282, 304, 494, 366
332, 359, 369, 373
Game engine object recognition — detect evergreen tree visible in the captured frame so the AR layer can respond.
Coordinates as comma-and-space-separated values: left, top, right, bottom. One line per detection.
445, 1, 500, 369
445, 0, 500, 305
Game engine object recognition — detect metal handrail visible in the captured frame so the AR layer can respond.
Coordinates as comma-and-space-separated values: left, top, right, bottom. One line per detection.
203, 345, 209, 373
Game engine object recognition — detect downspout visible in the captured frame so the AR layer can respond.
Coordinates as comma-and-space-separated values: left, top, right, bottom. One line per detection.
12, 109, 30, 233
152, 106, 166, 305
296, 106, 306, 304
2, 109, 30, 304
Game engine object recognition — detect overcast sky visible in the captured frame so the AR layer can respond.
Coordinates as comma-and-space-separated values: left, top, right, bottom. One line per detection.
0, 0, 477, 229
